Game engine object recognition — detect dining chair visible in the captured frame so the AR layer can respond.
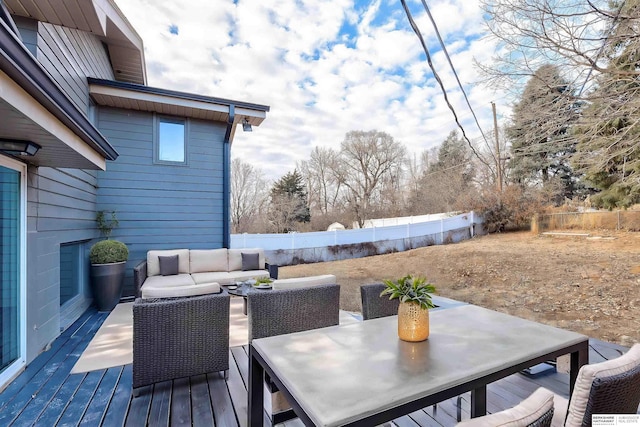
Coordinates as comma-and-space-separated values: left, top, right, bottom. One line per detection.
456, 343, 640, 427
457, 387, 555, 427
360, 282, 399, 320
360, 282, 452, 417
247, 283, 340, 423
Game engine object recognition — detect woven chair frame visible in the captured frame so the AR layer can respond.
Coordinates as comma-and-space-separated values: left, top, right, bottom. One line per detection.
360, 283, 399, 321
581, 361, 640, 426
132, 291, 230, 393
247, 283, 340, 342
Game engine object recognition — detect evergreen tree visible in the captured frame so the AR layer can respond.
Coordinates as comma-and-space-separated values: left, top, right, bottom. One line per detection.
572, 1, 640, 208
506, 64, 582, 204
268, 170, 310, 232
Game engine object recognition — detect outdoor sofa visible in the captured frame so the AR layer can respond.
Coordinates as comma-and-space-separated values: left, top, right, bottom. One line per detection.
134, 248, 273, 298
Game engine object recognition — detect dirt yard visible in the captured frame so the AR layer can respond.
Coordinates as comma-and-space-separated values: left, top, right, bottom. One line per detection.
280, 231, 640, 347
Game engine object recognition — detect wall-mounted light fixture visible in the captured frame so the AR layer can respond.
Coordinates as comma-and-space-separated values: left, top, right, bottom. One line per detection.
242, 118, 252, 132
0, 139, 41, 156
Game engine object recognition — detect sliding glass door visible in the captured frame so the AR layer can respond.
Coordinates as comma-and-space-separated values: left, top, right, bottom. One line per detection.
0, 157, 25, 384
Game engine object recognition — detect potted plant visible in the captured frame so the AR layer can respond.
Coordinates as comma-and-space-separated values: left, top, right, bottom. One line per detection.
89, 211, 129, 311
381, 275, 436, 342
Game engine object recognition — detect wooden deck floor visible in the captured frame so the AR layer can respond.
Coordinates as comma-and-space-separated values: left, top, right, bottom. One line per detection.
0, 306, 635, 427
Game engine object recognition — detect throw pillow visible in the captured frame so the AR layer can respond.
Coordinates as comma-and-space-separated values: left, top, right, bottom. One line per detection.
241, 252, 260, 271
158, 254, 179, 276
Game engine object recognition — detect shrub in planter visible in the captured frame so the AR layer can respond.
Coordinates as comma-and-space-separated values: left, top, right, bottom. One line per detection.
89, 240, 129, 311
90, 239, 129, 264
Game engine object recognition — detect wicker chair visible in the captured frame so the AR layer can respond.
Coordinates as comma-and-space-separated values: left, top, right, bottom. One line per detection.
132, 291, 230, 396
456, 344, 640, 427
248, 283, 340, 423
360, 282, 399, 320
456, 387, 555, 427
553, 343, 640, 427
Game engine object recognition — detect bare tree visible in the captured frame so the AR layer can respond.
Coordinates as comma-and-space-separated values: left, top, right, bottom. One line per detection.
230, 158, 268, 233
479, 0, 640, 207
333, 130, 407, 227
477, 0, 618, 92
298, 146, 342, 215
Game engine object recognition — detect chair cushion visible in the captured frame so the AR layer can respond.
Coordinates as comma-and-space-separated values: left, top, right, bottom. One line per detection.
228, 248, 264, 271
551, 394, 569, 427
272, 274, 337, 290
564, 343, 640, 427
190, 249, 228, 273
141, 282, 221, 298
147, 249, 189, 276
142, 274, 195, 289
242, 252, 260, 271
457, 387, 554, 427
159, 255, 179, 276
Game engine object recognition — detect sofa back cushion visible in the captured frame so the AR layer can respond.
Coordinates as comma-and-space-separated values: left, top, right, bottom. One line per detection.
228, 248, 264, 272
190, 249, 229, 273
147, 249, 190, 276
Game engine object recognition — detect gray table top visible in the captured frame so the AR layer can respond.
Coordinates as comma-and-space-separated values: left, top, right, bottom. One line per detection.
252, 304, 588, 427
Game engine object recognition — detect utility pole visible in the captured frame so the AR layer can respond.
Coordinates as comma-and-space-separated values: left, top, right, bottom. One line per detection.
491, 101, 503, 192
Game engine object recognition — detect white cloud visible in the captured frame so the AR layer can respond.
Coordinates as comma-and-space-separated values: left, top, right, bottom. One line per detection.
115, 0, 508, 181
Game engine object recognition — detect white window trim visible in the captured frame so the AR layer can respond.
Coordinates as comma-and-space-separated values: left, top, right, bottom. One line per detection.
0, 155, 27, 389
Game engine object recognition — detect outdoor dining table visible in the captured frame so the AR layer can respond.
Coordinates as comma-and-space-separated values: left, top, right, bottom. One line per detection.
249, 304, 589, 427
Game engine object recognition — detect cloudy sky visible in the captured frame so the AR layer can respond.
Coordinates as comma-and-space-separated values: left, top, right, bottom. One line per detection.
115, 0, 508, 181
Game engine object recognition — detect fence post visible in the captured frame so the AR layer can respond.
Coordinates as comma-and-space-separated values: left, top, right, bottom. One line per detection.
440, 219, 444, 244
470, 211, 474, 237
407, 222, 410, 238
292, 232, 295, 250
617, 211, 621, 230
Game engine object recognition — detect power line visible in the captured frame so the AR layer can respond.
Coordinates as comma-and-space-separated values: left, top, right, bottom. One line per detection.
399, 0, 494, 172
419, 0, 495, 159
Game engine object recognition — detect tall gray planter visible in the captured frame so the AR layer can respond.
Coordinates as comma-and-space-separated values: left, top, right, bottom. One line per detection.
90, 261, 126, 312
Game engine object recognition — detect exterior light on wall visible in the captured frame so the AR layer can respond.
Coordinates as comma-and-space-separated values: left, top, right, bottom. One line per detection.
0, 139, 41, 156
242, 118, 252, 132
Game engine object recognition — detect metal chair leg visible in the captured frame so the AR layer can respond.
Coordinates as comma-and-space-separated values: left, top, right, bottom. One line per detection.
456, 395, 463, 421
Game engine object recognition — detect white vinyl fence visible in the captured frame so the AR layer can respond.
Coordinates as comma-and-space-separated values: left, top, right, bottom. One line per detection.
231, 212, 482, 265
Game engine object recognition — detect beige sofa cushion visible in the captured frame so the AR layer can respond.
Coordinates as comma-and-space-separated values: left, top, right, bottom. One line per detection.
142, 282, 221, 298
147, 249, 190, 276
272, 274, 336, 290
228, 248, 264, 272
190, 249, 228, 273
192, 270, 269, 286
191, 271, 236, 286
142, 274, 195, 289
457, 387, 554, 427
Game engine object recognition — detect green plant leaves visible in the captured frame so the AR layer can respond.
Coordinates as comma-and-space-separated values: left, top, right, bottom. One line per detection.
380, 274, 436, 310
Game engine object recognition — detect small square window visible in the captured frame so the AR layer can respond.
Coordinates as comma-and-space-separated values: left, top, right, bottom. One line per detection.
156, 118, 186, 163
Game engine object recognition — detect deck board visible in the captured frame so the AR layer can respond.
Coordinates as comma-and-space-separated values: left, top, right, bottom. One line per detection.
0, 307, 637, 427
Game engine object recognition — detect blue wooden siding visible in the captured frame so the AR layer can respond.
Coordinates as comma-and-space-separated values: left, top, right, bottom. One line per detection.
26, 167, 97, 364
36, 22, 113, 114
22, 23, 113, 364
96, 107, 227, 296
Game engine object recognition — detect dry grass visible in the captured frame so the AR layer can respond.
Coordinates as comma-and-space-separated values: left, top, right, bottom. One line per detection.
280, 231, 640, 347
